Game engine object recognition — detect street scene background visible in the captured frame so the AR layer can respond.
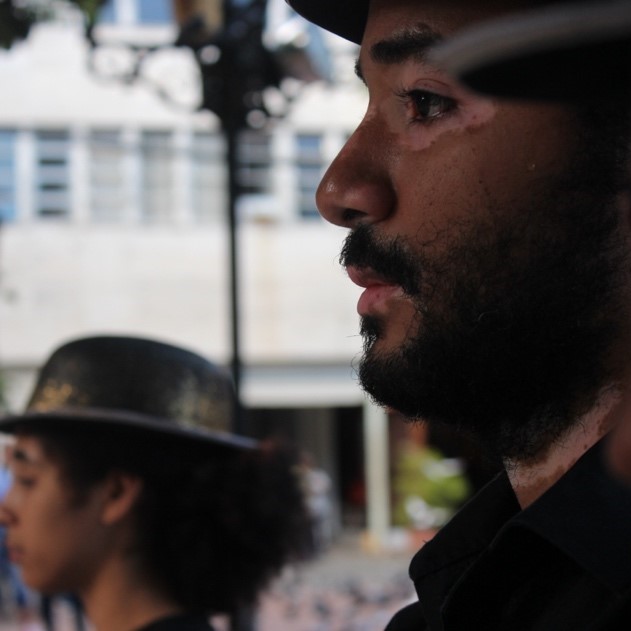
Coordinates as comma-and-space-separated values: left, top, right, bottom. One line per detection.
0, 533, 420, 631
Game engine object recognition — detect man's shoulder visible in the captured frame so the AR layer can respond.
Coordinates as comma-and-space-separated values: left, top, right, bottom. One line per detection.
385, 601, 427, 631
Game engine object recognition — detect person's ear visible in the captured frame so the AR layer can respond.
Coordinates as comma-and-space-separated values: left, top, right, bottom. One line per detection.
100, 471, 143, 526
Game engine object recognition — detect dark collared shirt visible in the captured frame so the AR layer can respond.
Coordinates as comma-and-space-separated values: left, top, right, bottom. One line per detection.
137, 615, 214, 631
387, 440, 631, 631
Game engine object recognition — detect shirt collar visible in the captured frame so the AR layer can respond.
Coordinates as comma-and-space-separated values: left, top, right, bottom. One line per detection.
411, 437, 631, 601
409, 469, 518, 630
410, 468, 518, 581
511, 437, 631, 593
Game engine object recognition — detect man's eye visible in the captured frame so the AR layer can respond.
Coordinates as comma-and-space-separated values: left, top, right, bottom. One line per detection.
399, 89, 456, 123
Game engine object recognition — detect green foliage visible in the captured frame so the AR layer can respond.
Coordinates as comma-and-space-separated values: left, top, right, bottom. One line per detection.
392, 444, 472, 528
0, 0, 37, 49
66, 0, 108, 30
0, 0, 109, 50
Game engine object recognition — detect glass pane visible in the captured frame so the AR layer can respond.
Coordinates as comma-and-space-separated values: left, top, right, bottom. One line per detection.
35, 130, 70, 219
295, 133, 322, 219
237, 131, 270, 195
89, 130, 125, 223
98, 0, 116, 23
192, 132, 224, 223
138, 0, 173, 24
141, 131, 173, 223
0, 130, 16, 222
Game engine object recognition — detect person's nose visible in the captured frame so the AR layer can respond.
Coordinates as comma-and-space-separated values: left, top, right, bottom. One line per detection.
316, 117, 395, 229
0, 492, 16, 527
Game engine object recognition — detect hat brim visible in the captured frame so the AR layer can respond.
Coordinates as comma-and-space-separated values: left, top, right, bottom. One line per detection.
430, 1, 631, 101
0, 409, 257, 451
287, 0, 367, 44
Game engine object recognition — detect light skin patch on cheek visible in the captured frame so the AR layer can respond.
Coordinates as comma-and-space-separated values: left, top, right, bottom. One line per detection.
461, 94, 497, 129
400, 96, 498, 154
387, 60, 499, 151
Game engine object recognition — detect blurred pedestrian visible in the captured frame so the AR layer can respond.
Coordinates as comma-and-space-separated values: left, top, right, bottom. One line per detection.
299, 453, 333, 555
0, 335, 309, 631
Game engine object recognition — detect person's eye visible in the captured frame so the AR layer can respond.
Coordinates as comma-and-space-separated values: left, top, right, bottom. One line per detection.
398, 89, 456, 124
14, 475, 35, 489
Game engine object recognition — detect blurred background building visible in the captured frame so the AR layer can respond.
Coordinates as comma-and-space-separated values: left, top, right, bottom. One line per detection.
0, 0, 491, 548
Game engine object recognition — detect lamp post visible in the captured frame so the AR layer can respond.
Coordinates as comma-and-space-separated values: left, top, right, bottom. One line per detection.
174, 0, 283, 434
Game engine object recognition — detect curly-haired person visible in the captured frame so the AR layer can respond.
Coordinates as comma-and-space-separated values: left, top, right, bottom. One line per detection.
0, 335, 309, 631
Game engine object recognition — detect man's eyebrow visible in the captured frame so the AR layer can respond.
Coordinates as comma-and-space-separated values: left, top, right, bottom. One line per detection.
371, 25, 444, 64
355, 25, 444, 82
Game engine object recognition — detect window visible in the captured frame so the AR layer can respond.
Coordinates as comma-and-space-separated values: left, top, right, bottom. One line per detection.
97, 0, 116, 23
97, 0, 173, 25
89, 130, 125, 223
138, 0, 172, 24
237, 131, 271, 195
35, 130, 70, 219
296, 134, 323, 219
141, 131, 173, 223
192, 132, 224, 224
0, 130, 16, 223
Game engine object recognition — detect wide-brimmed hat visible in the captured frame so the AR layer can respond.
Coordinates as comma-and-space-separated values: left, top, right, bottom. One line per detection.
0, 335, 256, 450
286, 0, 631, 101
286, 0, 367, 44
430, 1, 631, 100
286, 0, 578, 45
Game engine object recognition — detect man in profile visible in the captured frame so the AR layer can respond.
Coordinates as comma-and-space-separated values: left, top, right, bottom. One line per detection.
286, 0, 631, 628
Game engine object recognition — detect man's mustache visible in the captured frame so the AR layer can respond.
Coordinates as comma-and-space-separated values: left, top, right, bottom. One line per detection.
339, 224, 420, 296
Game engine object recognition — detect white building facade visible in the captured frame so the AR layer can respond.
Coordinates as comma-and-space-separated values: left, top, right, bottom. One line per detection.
0, 0, 397, 542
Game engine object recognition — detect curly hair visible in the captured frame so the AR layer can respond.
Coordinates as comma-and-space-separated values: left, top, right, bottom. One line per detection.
24, 425, 310, 616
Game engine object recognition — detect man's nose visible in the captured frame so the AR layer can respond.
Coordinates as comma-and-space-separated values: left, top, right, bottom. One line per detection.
316, 118, 395, 229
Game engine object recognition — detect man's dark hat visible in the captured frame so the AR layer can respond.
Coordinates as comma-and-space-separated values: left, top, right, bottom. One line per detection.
430, 1, 631, 101
0, 335, 256, 450
286, 0, 367, 44
286, 0, 631, 101
285, 0, 579, 45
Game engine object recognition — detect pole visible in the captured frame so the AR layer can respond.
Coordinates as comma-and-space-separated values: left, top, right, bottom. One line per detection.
221, 0, 247, 436
225, 119, 243, 433
223, 3, 254, 629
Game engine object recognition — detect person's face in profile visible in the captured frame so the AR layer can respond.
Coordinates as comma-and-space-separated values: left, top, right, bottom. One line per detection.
317, 0, 629, 460
1, 435, 111, 594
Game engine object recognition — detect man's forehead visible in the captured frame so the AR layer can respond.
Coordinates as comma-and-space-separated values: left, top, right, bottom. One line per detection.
354, 2, 521, 80
354, 23, 444, 81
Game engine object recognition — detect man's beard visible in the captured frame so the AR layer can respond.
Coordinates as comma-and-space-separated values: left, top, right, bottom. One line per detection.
340, 170, 629, 463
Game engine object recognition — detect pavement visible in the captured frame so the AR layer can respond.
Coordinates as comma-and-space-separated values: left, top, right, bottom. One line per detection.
0, 531, 422, 631
250, 531, 418, 631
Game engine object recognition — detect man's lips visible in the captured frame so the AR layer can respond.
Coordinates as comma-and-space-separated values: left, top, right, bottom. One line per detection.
346, 265, 403, 315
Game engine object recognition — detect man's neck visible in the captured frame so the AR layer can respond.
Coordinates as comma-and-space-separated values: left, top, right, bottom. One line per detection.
80, 554, 182, 631
505, 387, 621, 509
